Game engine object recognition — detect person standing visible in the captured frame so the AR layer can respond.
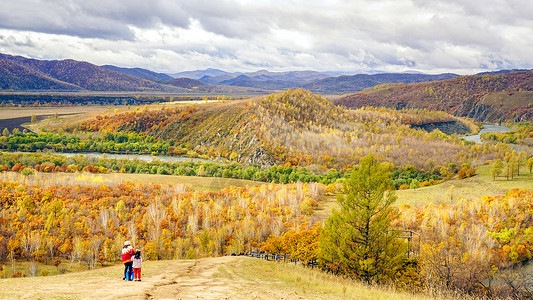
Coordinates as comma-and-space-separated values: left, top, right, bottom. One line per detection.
121, 241, 135, 281
132, 249, 143, 281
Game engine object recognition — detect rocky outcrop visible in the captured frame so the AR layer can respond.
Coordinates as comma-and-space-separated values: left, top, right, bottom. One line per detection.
411, 121, 471, 135
245, 146, 275, 167
453, 95, 533, 123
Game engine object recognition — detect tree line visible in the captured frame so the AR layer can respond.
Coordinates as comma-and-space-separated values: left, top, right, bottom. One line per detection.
0, 151, 466, 189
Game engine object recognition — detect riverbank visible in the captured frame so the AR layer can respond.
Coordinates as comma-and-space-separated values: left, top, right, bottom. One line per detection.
462, 124, 511, 143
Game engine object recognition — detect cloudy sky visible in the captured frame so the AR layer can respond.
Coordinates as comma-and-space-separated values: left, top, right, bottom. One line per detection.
0, 0, 532, 74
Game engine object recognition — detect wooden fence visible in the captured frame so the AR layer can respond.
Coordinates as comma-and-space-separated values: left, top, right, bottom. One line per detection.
233, 250, 319, 267
232, 230, 420, 267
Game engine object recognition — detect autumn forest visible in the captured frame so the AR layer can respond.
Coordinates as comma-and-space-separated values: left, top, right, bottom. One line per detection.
0, 70, 532, 299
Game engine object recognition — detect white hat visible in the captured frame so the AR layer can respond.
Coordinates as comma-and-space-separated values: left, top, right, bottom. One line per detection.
124, 241, 131, 246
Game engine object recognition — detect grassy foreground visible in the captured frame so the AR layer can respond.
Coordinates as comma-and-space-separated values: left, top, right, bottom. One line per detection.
216, 257, 461, 300
0, 256, 466, 300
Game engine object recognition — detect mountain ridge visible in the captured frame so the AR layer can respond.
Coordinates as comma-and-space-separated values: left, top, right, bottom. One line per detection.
100, 65, 173, 81
0, 53, 184, 92
334, 70, 533, 122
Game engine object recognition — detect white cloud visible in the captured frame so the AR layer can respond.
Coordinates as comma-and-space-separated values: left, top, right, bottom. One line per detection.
0, 0, 532, 74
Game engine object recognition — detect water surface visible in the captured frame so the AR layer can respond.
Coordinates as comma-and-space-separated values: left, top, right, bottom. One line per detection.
462, 124, 511, 144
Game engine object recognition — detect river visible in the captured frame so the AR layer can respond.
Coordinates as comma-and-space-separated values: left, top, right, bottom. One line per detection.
15, 151, 219, 164
462, 124, 511, 144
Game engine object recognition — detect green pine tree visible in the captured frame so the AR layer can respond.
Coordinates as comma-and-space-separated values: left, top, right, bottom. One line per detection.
318, 154, 406, 283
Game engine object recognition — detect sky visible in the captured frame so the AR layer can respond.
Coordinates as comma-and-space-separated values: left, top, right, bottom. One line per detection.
0, 0, 532, 75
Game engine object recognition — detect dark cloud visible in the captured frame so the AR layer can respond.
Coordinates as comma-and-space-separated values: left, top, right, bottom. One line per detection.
0, 0, 190, 39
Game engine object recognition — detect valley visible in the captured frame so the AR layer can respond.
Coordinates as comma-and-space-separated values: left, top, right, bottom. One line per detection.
0, 61, 531, 299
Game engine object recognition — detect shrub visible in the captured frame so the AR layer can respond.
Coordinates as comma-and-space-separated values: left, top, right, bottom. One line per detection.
21, 168, 35, 176
11, 272, 27, 278
420, 181, 432, 187
398, 184, 411, 190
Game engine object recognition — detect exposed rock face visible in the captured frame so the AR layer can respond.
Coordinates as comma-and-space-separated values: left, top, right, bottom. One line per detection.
411, 121, 471, 135
246, 146, 274, 166
453, 96, 533, 123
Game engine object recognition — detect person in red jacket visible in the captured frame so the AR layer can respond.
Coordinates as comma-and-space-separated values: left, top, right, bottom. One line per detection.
121, 241, 135, 281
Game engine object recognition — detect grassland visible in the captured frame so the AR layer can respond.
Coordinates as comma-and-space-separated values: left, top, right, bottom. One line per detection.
0, 171, 263, 191
395, 163, 533, 206
315, 163, 533, 214
1, 100, 214, 134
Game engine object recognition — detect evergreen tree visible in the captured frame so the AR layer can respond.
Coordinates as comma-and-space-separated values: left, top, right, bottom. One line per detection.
318, 154, 405, 283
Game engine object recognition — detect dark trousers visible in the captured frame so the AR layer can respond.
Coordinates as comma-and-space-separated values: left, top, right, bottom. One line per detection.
123, 261, 133, 280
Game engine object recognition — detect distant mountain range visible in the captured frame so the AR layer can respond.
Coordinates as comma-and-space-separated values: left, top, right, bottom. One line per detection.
0, 53, 262, 93
0, 53, 184, 92
169, 68, 460, 94
302, 73, 459, 94
1, 53, 530, 97
101, 65, 174, 82
170, 68, 233, 80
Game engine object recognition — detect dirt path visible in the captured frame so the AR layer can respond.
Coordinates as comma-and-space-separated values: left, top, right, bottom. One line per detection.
143, 257, 245, 299
0, 256, 264, 300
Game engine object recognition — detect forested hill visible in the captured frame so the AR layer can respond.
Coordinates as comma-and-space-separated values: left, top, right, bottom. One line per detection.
0, 57, 81, 90
80, 89, 487, 171
334, 70, 533, 122
100, 65, 174, 82
303, 73, 459, 94
0, 53, 184, 92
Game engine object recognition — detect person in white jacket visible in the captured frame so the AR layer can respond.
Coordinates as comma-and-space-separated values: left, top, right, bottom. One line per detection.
132, 249, 143, 281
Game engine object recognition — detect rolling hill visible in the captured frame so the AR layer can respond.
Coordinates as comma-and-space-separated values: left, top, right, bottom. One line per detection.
303, 73, 459, 94
80, 89, 482, 171
0, 58, 81, 90
100, 65, 174, 81
0, 53, 184, 92
335, 70, 533, 122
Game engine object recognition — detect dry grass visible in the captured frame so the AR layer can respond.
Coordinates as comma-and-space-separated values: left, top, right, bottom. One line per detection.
217, 257, 463, 300
396, 164, 533, 206
0, 171, 263, 191
314, 164, 532, 215
1, 256, 462, 300
2, 101, 209, 133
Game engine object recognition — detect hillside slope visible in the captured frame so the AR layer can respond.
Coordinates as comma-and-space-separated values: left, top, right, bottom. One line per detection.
0, 53, 184, 92
100, 65, 174, 81
335, 70, 533, 122
0, 58, 82, 90
304, 73, 459, 94
80, 89, 485, 171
